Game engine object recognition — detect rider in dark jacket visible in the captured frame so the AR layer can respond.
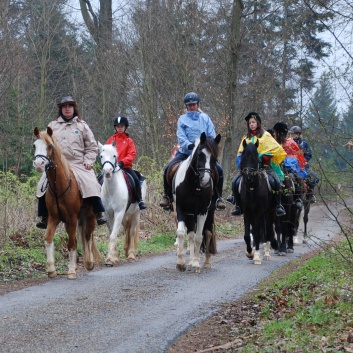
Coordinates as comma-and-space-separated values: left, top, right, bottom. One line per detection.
289, 126, 319, 203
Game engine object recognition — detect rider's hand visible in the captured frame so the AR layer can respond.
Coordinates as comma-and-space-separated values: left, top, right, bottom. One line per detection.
84, 164, 92, 170
118, 161, 124, 168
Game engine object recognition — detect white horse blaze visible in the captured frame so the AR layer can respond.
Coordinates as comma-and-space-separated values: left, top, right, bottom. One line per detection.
33, 139, 48, 173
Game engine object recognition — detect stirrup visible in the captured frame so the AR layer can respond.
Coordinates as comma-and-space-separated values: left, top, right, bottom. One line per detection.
36, 217, 47, 229
159, 195, 171, 209
231, 205, 242, 216
216, 198, 226, 210
96, 212, 107, 225
138, 200, 147, 210
226, 195, 235, 204
276, 205, 286, 217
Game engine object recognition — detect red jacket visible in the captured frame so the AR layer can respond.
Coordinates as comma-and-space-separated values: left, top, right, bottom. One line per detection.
282, 138, 307, 170
105, 132, 136, 169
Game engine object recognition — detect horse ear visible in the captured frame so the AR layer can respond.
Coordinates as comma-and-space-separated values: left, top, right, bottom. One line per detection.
242, 139, 247, 149
47, 126, 53, 137
98, 142, 103, 152
215, 134, 221, 144
255, 139, 259, 148
34, 127, 40, 137
112, 140, 116, 148
200, 132, 206, 143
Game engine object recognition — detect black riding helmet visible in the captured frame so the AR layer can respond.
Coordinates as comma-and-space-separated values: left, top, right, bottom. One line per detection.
184, 92, 200, 105
244, 112, 262, 125
114, 116, 129, 128
273, 122, 288, 134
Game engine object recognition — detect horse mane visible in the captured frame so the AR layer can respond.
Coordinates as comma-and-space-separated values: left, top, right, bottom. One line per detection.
192, 136, 219, 159
39, 130, 71, 178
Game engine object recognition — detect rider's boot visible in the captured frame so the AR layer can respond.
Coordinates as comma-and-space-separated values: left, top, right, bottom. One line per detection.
231, 175, 242, 216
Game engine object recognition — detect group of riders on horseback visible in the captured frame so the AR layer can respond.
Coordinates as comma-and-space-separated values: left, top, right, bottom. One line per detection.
35, 93, 319, 229
159, 94, 319, 218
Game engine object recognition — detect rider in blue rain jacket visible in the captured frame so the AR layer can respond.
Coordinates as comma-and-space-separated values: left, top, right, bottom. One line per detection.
159, 92, 225, 211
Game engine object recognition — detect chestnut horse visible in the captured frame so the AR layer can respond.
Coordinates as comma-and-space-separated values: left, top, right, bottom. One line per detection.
33, 127, 101, 279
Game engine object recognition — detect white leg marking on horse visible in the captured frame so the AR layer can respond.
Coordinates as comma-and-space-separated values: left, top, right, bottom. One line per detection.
176, 222, 186, 271
253, 250, 262, 265
45, 241, 57, 276
67, 250, 77, 279
263, 241, 271, 260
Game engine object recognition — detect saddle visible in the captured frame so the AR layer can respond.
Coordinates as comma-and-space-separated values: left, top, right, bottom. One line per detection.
97, 169, 145, 204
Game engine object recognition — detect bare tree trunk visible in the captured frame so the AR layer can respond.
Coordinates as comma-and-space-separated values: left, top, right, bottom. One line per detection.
222, 0, 244, 187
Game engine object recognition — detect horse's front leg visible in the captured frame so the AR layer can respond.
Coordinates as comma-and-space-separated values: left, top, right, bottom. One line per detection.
243, 214, 253, 259
189, 214, 207, 273
176, 219, 186, 272
65, 221, 78, 279
44, 218, 60, 278
105, 211, 124, 266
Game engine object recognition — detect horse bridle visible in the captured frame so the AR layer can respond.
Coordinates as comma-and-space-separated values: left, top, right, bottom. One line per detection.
101, 159, 119, 172
34, 144, 72, 198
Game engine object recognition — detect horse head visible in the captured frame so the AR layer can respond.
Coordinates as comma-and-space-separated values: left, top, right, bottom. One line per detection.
33, 127, 55, 173
240, 140, 260, 187
191, 132, 221, 188
99, 141, 118, 179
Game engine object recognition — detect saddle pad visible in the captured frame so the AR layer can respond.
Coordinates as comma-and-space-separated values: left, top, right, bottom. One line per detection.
122, 171, 136, 204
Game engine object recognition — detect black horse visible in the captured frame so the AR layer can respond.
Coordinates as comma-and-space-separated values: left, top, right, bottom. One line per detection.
174, 132, 221, 273
274, 168, 297, 255
238, 140, 278, 264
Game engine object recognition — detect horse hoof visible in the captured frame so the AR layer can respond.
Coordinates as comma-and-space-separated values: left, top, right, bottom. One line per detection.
195, 267, 201, 274
293, 236, 300, 245
287, 248, 294, 253
127, 255, 136, 261
263, 256, 271, 260
85, 262, 94, 271
274, 249, 279, 254
48, 271, 57, 278
203, 263, 211, 269
246, 252, 253, 259
278, 252, 287, 256
176, 264, 186, 272
253, 260, 262, 265
67, 273, 77, 280
105, 262, 114, 267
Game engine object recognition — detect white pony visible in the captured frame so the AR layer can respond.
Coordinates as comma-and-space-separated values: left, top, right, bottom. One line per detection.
98, 141, 147, 266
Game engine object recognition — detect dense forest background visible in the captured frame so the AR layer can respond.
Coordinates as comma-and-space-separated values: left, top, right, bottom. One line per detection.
0, 0, 352, 188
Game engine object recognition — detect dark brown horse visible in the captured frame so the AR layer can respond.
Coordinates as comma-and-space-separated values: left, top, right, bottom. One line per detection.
33, 127, 101, 279
238, 140, 278, 264
274, 169, 296, 255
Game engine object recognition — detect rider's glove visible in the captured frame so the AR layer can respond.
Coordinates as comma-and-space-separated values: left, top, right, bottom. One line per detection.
118, 161, 124, 168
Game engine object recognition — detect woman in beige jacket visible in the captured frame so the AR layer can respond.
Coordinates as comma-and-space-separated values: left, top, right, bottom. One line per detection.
36, 96, 107, 228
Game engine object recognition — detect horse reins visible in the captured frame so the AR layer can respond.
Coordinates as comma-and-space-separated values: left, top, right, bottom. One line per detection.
34, 144, 72, 222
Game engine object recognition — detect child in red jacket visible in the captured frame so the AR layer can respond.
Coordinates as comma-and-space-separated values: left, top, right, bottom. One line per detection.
105, 116, 147, 210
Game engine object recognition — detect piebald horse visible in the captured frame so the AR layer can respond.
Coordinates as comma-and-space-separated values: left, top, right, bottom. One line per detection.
174, 132, 221, 273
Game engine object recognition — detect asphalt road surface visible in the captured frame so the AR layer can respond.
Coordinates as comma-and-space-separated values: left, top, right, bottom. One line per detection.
0, 201, 347, 353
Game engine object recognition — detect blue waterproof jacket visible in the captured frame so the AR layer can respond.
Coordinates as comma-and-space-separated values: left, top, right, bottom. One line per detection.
177, 111, 216, 155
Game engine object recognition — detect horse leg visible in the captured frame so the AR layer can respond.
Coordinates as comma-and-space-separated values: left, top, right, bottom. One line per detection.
176, 220, 186, 272
44, 219, 60, 278
65, 222, 78, 279
243, 215, 253, 259
293, 208, 302, 245
105, 211, 124, 266
252, 224, 261, 265
79, 209, 100, 271
124, 213, 140, 261
303, 202, 310, 243
202, 229, 212, 269
263, 241, 271, 260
